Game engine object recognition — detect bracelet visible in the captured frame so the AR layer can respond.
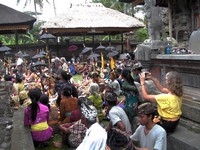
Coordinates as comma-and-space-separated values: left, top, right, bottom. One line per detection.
141, 84, 145, 86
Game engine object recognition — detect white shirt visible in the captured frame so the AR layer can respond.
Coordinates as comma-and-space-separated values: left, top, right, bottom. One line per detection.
109, 106, 132, 133
76, 122, 107, 150
130, 124, 167, 150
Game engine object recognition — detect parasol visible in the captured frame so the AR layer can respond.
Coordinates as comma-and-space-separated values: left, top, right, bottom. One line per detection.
31, 61, 47, 67
15, 51, 23, 57
105, 46, 116, 52
39, 51, 47, 55
39, 33, 56, 40
22, 52, 29, 58
0, 45, 11, 52
107, 51, 119, 58
32, 54, 46, 59
4, 51, 13, 56
68, 45, 78, 51
87, 53, 100, 60
82, 46, 93, 54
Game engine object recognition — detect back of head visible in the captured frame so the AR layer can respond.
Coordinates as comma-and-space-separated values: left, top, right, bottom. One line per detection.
104, 92, 117, 106
62, 86, 72, 97
166, 71, 183, 97
81, 102, 97, 124
107, 128, 136, 150
89, 83, 99, 95
60, 70, 72, 81
39, 94, 49, 105
28, 87, 42, 102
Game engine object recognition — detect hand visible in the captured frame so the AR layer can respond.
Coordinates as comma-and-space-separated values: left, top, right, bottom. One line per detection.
139, 72, 146, 84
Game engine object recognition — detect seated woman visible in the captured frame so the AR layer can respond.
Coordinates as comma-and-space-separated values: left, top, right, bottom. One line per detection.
24, 87, 53, 147
88, 83, 103, 122
39, 94, 59, 134
59, 86, 80, 124
139, 71, 183, 133
53, 97, 89, 148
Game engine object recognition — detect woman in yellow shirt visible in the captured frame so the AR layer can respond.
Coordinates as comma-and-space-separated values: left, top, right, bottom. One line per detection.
139, 71, 183, 133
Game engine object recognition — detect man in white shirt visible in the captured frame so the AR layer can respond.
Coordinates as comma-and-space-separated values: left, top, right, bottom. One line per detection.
76, 102, 107, 150
105, 92, 132, 134
130, 102, 167, 150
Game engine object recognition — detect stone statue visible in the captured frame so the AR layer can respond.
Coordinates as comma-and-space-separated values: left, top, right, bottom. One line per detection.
144, 0, 164, 41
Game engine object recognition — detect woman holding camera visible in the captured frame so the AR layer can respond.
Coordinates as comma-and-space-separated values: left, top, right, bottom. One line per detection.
139, 71, 183, 133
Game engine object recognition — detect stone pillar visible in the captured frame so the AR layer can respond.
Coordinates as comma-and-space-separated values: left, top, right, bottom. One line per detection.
0, 81, 13, 150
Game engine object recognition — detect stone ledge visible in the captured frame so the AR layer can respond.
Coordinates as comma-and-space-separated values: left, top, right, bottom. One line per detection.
167, 126, 200, 150
151, 54, 200, 60
10, 108, 35, 150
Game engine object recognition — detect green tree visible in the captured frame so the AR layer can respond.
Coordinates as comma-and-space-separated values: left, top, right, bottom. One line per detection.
17, 0, 49, 21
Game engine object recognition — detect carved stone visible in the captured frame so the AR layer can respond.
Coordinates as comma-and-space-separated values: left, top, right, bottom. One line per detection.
0, 82, 13, 150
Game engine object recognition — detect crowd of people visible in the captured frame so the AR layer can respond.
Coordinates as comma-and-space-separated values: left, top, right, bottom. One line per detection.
0, 55, 184, 150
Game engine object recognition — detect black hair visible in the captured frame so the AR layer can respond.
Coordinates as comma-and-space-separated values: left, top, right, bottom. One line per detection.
91, 72, 99, 78
60, 70, 72, 82
28, 87, 42, 122
4, 74, 12, 81
15, 75, 23, 83
62, 86, 72, 97
121, 69, 135, 85
77, 97, 93, 106
39, 94, 50, 110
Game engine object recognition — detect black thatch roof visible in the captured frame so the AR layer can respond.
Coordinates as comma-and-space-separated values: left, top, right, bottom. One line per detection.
0, 4, 36, 34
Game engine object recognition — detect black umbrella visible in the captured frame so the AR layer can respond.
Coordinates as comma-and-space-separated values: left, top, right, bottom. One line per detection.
39, 51, 47, 55
32, 54, 46, 59
0, 45, 11, 52
39, 33, 56, 40
107, 51, 119, 58
87, 53, 100, 60
15, 51, 23, 57
4, 51, 13, 56
22, 53, 29, 58
31, 61, 47, 67
105, 46, 116, 52
96, 45, 105, 50
82, 47, 93, 54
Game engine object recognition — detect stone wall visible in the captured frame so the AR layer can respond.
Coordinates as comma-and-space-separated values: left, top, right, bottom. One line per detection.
0, 81, 13, 150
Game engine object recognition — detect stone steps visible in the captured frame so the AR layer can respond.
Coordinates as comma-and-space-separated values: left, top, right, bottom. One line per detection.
167, 125, 200, 150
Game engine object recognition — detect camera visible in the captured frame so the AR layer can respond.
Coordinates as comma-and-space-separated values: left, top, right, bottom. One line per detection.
141, 69, 149, 78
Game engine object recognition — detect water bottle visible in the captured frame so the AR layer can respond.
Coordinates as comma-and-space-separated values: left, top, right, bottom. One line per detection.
165, 43, 171, 54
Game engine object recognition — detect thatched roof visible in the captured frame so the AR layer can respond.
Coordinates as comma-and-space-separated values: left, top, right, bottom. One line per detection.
0, 4, 36, 34
42, 3, 144, 36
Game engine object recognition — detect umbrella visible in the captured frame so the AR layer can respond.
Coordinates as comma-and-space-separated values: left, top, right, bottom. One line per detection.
107, 51, 119, 58
82, 47, 93, 54
95, 45, 106, 54
96, 45, 105, 50
4, 51, 13, 55
68, 45, 78, 51
39, 51, 47, 55
31, 61, 47, 67
15, 51, 23, 57
39, 33, 56, 40
22, 53, 29, 58
87, 53, 100, 60
32, 54, 46, 59
0, 45, 11, 52
105, 46, 116, 52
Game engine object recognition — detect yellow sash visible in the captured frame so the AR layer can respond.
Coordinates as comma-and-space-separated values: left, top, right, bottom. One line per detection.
31, 121, 48, 131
